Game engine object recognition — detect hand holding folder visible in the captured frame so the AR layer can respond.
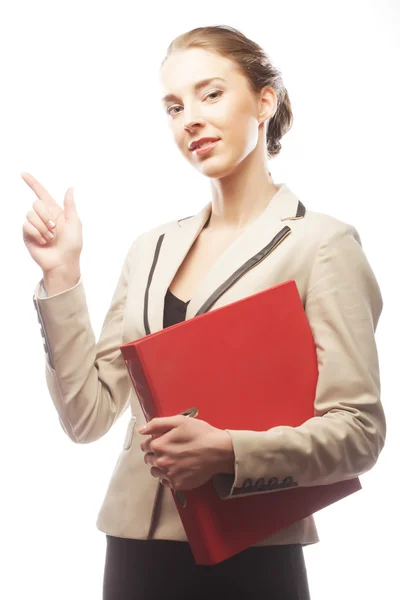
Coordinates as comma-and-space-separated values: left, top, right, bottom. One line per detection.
121, 280, 361, 565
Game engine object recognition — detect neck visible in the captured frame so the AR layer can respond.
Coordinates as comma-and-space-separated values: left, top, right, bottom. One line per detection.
207, 148, 280, 233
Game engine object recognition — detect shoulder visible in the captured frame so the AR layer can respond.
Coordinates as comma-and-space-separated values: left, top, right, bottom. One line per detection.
298, 209, 370, 277
302, 209, 382, 315
298, 209, 361, 247
304, 210, 359, 241
290, 207, 378, 292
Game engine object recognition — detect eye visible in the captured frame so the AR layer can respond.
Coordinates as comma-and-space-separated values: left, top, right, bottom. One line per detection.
167, 105, 183, 117
205, 90, 223, 101
166, 90, 223, 117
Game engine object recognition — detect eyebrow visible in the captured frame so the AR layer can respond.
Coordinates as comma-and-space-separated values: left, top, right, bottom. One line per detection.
161, 77, 227, 104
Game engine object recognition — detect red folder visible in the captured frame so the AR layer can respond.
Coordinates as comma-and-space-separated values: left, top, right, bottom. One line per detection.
120, 280, 361, 565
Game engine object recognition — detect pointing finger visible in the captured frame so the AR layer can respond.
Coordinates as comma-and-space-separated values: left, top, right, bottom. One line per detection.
21, 172, 61, 213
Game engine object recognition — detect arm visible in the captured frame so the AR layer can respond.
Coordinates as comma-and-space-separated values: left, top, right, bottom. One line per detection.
33, 237, 140, 444
214, 221, 386, 498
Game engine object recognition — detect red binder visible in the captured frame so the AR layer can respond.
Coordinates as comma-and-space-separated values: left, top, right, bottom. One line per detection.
120, 280, 361, 565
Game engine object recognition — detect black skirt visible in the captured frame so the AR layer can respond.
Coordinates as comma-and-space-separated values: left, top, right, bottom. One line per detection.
102, 536, 311, 600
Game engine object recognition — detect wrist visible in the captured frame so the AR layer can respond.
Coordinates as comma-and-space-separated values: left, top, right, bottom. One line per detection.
213, 430, 235, 475
42, 266, 81, 296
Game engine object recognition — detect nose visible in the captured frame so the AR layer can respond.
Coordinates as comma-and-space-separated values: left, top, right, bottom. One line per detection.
184, 118, 204, 133
183, 105, 205, 133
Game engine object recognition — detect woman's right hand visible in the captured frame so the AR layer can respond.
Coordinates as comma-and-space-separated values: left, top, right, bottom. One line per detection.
21, 172, 83, 274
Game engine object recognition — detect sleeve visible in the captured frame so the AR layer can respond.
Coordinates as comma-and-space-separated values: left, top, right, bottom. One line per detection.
214, 222, 386, 498
32, 237, 140, 444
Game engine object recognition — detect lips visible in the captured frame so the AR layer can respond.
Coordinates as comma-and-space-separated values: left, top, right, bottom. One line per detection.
189, 137, 220, 151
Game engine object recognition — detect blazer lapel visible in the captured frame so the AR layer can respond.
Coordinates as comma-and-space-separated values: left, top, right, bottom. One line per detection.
145, 183, 305, 334
145, 204, 211, 334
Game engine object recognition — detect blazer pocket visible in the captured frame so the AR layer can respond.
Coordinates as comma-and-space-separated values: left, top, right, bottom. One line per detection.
123, 415, 137, 450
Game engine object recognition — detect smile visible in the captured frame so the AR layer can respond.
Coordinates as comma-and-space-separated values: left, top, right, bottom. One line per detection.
192, 140, 220, 156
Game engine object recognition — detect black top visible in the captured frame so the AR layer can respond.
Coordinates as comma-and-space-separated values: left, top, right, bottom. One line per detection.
163, 288, 191, 329
162, 214, 211, 329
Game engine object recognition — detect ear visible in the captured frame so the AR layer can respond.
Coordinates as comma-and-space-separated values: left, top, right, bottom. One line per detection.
258, 86, 278, 124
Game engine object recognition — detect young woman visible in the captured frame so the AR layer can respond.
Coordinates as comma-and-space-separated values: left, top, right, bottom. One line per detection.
22, 25, 385, 600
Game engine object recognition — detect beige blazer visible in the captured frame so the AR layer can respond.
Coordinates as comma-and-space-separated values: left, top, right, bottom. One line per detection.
32, 182, 386, 548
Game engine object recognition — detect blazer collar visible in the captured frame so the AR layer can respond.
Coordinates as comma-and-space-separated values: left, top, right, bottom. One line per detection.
145, 183, 305, 334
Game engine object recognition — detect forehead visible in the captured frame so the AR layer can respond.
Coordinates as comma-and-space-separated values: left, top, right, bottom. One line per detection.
159, 48, 240, 99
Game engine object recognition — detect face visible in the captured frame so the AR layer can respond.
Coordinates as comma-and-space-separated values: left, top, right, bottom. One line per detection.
160, 48, 275, 179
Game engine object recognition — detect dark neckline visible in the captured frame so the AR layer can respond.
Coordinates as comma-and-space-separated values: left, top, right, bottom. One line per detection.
166, 288, 190, 305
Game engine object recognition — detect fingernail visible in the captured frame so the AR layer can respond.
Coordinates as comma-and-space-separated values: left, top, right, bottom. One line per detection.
48, 220, 56, 228
137, 426, 146, 433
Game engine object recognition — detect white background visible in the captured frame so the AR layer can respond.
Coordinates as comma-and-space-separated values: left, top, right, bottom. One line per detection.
1, 0, 399, 598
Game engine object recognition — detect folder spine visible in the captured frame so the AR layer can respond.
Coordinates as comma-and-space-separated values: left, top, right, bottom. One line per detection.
123, 346, 217, 563
123, 345, 160, 422
174, 493, 217, 565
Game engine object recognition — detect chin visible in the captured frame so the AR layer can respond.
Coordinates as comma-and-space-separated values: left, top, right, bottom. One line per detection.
194, 157, 241, 180
185, 147, 233, 177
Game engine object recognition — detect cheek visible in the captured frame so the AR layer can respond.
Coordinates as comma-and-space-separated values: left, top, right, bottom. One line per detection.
166, 118, 180, 144
172, 127, 188, 154
224, 114, 259, 158
217, 100, 258, 142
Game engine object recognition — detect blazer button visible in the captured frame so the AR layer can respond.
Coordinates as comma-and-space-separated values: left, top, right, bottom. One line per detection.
282, 476, 295, 485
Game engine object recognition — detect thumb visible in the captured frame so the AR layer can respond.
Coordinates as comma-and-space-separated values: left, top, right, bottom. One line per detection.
63, 187, 77, 220
138, 416, 184, 435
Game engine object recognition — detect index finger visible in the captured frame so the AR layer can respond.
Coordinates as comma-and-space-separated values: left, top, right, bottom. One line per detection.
21, 172, 60, 211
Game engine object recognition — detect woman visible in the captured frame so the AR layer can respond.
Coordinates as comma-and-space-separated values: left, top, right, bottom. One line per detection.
22, 25, 385, 600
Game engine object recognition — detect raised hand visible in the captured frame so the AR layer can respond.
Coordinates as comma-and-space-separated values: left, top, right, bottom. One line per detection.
21, 172, 83, 274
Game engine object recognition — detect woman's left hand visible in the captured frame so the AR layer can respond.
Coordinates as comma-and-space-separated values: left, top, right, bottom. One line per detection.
138, 415, 234, 491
